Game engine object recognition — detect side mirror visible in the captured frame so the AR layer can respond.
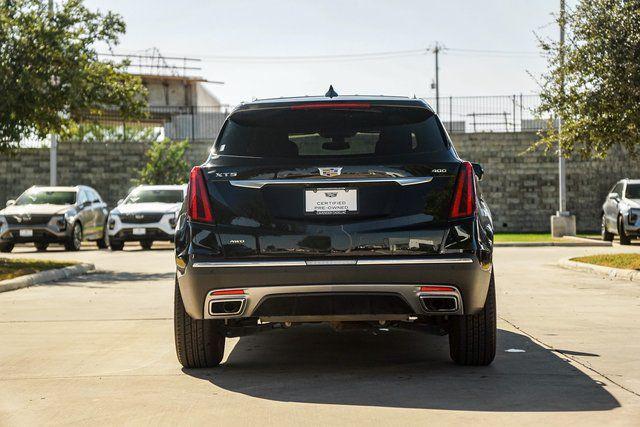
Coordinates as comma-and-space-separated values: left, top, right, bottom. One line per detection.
472, 163, 484, 181
117, 199, 124, 206
6, 199, 15, 207
609, 193, 620, 200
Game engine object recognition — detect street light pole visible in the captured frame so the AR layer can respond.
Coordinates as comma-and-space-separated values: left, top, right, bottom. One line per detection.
434, 42, 440, 115
550, 0, 575, 237
48, 0, 57, 186
558, 0, 566, 215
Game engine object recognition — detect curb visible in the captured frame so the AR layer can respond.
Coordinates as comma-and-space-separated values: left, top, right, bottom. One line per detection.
0, 263, 95, 293
496, 239, 612, 248
558, 257, 640, 283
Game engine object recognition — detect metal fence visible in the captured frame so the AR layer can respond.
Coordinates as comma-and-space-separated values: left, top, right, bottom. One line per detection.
18, 95, 552, 147
424, 94, 553, 133
68, 105, 234, 143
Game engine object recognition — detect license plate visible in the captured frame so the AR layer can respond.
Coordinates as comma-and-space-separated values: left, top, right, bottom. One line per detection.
305, 188, 357, 215
132, 228, 146, 235
19, 229, 33, 237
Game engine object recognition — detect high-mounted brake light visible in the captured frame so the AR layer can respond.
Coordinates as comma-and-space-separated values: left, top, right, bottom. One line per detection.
290, 102, 370, 110
449, 161, 476, 219
188, 166, 214, 223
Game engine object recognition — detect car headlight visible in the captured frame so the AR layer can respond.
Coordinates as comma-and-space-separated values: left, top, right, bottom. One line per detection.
629, 209, 640, 224
108, 213, 118, 230
50, 215, 66, 230
169, 211, 178, 228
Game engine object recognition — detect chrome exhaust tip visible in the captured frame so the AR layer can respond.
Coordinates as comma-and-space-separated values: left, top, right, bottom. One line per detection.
209, 298, 246, 316
419, 295, 459, 312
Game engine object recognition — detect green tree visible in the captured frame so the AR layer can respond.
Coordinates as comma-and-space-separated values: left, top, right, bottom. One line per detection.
0, 0, 147, 150
135, 139, 191, 185
537, 0, 640, 158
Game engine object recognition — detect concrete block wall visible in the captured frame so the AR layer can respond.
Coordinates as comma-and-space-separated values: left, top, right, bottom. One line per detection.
453, 132, 633, 232
0, 140, 212, 208
0, 133, 635, 231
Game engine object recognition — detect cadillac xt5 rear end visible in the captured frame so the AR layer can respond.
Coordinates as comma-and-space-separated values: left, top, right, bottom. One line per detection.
174, 93, 496, 368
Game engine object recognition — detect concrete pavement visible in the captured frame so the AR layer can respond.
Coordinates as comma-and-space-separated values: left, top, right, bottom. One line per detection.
1, 243, 639, 425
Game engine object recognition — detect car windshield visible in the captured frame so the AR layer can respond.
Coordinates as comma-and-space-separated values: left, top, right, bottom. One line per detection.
124, 189, 184, 204
215, 105, 447, 158
15, 189, 76, 205
625, 184, 640, 199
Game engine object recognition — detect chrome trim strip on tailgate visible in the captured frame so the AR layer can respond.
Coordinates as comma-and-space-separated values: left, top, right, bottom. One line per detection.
229, 177, 433, 189
192, 257, 473, 268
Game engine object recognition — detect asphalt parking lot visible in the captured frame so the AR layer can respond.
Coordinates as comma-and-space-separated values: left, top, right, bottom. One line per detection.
1, 243, 640, 425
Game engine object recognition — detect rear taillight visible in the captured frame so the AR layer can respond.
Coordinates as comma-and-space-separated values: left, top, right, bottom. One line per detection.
449, 161, 476, 219
188, 166, 214, 223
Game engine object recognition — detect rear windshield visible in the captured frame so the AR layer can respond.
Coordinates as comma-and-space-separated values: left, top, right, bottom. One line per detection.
124, 189, 184, 204
626, 184, 640, 199
215, 106, 447, 158
15, 189, 76, 205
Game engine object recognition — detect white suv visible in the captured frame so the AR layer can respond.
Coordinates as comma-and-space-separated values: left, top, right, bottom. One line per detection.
107, 185, 186, 250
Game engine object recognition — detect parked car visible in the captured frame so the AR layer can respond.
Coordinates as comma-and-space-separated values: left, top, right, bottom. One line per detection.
107, 185, 186, 250
173, 92, 495, 368
0, 185, 108, 252
602, 178, 640, 245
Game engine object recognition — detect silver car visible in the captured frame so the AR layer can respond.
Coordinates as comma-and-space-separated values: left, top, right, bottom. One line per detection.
0, 185, 109, 252
107, 185, 186, 250
602, 179, 640, 245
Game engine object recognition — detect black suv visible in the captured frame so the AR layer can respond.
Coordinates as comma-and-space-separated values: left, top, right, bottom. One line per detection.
174, 93, 495, 368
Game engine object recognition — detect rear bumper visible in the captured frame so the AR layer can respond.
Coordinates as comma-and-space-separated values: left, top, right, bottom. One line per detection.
177, 255, 492, 320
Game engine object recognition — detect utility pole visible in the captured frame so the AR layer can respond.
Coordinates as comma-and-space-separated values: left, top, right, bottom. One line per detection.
434, 42, 440, 115
48, 0, 58, 186
550, 0, 576, 236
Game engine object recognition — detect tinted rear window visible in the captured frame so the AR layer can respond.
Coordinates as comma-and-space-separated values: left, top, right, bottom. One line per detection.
215, 106, 447, 158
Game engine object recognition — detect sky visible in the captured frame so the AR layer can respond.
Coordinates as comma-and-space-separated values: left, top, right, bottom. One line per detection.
85, 0, 562, 106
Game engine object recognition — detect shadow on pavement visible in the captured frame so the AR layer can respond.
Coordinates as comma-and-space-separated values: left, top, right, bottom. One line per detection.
184, 325, 619, 412
34, 271, 174, 289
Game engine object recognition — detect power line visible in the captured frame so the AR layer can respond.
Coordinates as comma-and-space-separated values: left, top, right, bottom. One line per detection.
446, 47, 541, 56
102, 46, 544, 65
196, 48, 431, 63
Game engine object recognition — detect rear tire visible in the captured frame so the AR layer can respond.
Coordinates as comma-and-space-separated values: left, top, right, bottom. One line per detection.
64, 223, 82, 251
601, 215, 614, 242
449, 271, 497, 366
0, 242, 14, 253
619, 216, 631, 245
174, 280, 225, 368
140, 240, 153, 250
109, 240, 124, 251
34, 242, 49, 251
